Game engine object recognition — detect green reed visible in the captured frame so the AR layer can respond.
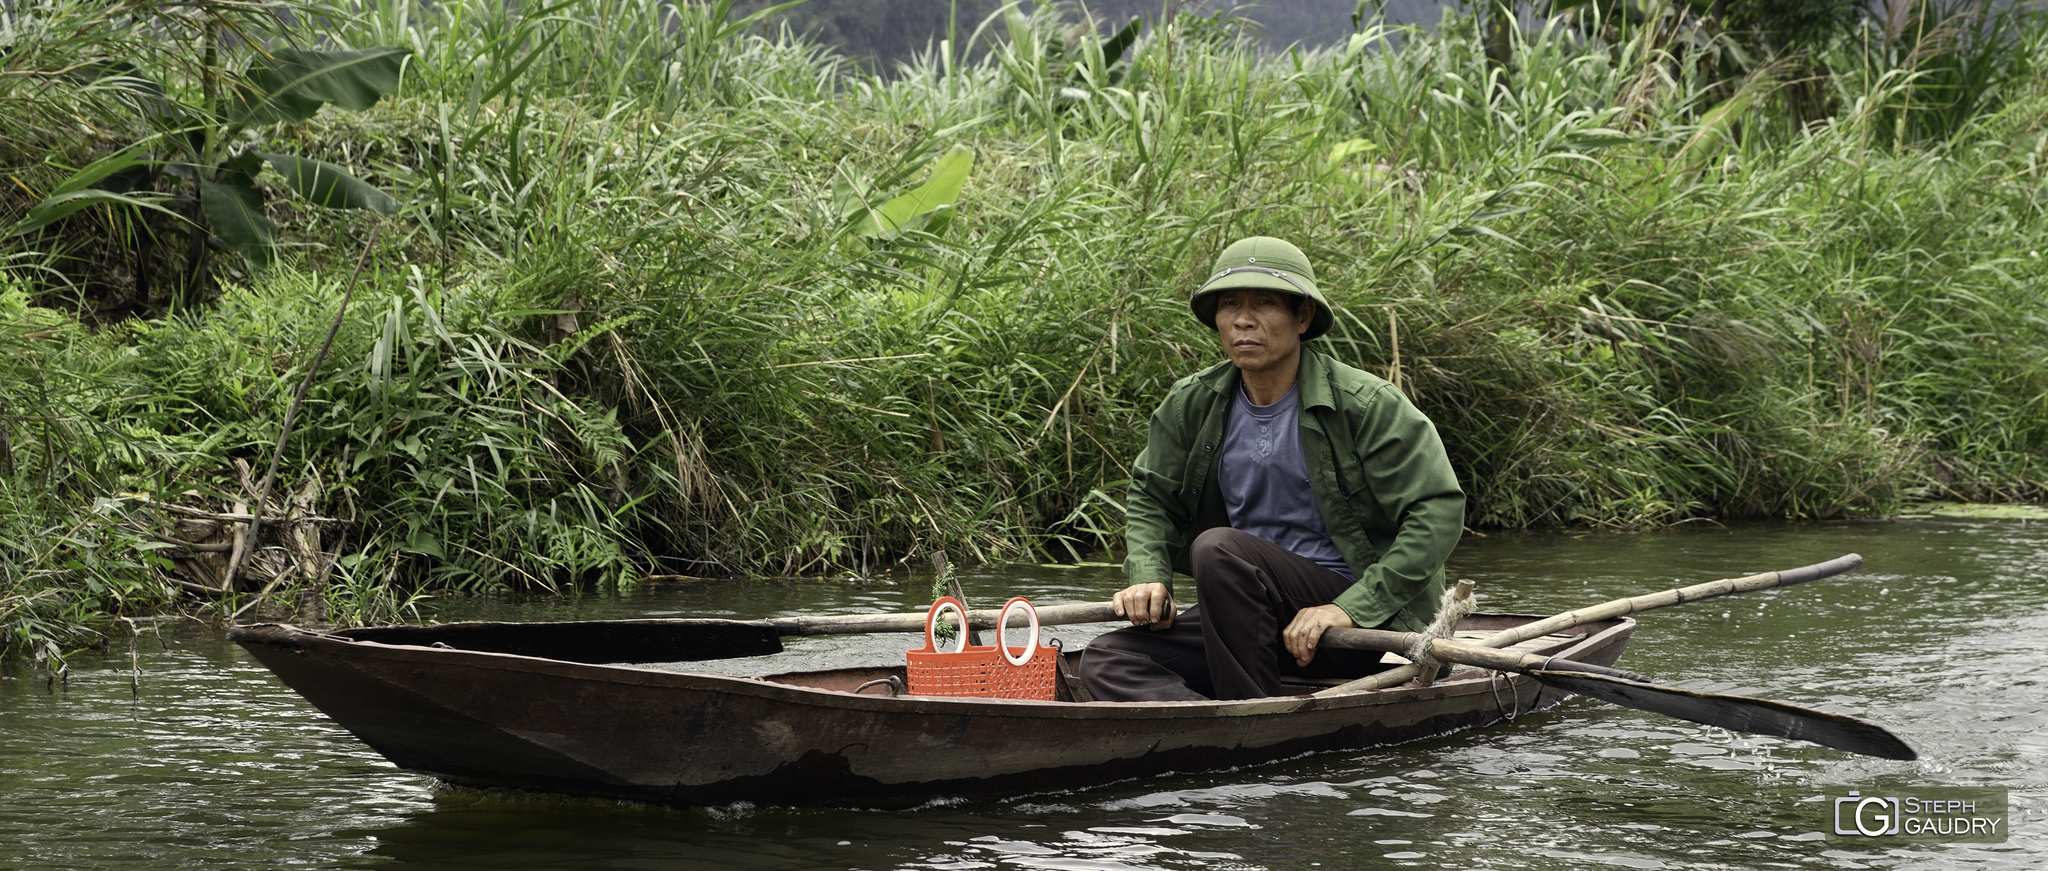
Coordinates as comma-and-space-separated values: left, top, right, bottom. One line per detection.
1, 0, 2044, 660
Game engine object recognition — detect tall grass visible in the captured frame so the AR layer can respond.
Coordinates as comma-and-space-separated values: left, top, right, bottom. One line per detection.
1, 0, 2044, 660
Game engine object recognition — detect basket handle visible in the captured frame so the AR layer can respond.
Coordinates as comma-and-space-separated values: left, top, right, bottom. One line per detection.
997, 597, 1041, 666
923, 597, 969, 654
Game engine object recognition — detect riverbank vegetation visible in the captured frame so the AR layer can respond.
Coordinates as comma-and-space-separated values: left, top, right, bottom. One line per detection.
3, 0, 2044, 662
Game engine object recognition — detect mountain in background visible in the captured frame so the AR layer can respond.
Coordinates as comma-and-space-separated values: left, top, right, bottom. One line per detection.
739, 1, 1453, 73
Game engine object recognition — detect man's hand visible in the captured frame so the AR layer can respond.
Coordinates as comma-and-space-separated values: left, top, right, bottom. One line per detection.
1284, 604, 1355, 667
1110, 582, 1175, 630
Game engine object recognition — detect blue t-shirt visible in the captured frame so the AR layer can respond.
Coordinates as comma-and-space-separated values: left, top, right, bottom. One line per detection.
1217, 383, 1354, 579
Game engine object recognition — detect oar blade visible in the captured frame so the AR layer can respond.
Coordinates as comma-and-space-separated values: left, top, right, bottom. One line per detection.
1531, 669, 1917, 761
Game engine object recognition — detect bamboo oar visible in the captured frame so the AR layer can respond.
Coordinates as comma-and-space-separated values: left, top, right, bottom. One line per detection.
775, 584, 1917, 761
1322, 625, 1917, 760
1314, 553, 1865, 695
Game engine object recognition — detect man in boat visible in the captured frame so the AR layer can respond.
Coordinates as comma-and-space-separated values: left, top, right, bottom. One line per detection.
1080, 236, 1465, 701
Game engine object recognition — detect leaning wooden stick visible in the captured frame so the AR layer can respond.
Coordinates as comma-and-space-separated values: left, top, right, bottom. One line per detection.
1314, 553, 1865, 695
226, 226, 380, 609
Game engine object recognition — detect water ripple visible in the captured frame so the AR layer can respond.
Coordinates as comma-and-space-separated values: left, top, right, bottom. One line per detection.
2, 523, 2044, 869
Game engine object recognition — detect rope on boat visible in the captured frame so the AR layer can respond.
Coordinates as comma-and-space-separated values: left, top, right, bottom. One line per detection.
855, 675, 904, 696
1406, 579, 1477, 683
1490, 670, 1523, 720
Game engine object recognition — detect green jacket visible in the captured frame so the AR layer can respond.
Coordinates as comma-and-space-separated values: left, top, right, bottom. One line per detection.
1123, 346, 1466, 633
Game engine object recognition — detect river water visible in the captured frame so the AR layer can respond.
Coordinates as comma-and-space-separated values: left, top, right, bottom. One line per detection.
1, 521, 2040, 870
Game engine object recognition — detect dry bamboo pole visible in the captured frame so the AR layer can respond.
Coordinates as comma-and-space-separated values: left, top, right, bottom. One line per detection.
1313, 553, 1864, 696
762, 555, 1862, 654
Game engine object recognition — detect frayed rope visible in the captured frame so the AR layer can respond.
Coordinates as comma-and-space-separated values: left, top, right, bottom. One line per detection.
1407, 580, 1477, 676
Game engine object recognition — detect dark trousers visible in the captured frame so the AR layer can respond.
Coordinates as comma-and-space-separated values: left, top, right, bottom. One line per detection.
1080, 527, 1393, 701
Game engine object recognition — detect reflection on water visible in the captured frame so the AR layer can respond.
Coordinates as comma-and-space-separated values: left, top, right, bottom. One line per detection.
0, 522, 2041, 869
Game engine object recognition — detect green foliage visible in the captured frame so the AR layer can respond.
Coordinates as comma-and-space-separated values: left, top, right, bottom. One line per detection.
111, 41, 406, 268
4, 1, 405, 314
1853, 0, 2047, 146
2, 0, 2046, 661
0, 279, 182, 662
849, 144, 976, 237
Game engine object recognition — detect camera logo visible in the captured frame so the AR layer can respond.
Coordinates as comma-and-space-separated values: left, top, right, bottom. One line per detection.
1834, 791, 1901, 836
1823, 787, 2008, 842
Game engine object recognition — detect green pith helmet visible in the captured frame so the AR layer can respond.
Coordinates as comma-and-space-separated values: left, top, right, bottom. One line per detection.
1190, 236, 1334, 340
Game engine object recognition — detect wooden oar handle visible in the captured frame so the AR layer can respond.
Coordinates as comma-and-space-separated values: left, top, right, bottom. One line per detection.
1017, 602, 1121, 628
768, 602, 1120, 637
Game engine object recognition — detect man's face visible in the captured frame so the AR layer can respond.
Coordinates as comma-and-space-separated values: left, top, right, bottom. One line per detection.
1214, 288, 1312, 375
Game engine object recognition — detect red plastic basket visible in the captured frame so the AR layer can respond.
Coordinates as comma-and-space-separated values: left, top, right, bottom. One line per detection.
906, 597, 1059, 700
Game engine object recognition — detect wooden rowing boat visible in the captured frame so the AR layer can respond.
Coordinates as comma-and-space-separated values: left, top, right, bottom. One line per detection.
229, 612, 1633, 808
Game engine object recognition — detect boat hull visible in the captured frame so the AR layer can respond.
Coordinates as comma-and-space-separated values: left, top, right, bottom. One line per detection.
230, 614, 1631, 808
